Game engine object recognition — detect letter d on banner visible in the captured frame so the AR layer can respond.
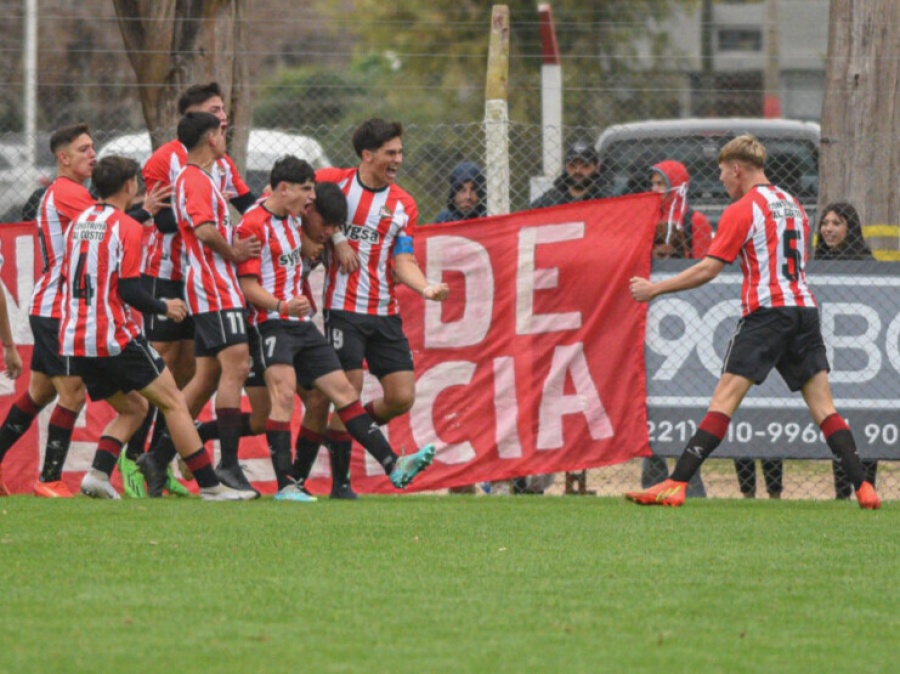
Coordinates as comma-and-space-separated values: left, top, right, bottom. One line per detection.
424, 235, 493, 348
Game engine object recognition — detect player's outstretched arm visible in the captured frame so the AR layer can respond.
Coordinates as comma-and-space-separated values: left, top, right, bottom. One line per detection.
0, 286, 21, 379
393, 253, 449, 301
630, 256, 725, 303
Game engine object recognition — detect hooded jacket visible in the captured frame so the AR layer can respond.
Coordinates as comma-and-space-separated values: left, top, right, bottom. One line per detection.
649, 160, 712, 259
433, 162, 487, 223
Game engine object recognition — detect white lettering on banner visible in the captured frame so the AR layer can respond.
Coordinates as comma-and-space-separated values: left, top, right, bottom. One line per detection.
493, 356, 523, 458
516, 223, 583, 335
821, 303, 881, 383
411, 361, 477, 464
886, 313, 900, 374
648, 287, 900, 386
538, 343, 613, 449
424, 235, 493, 348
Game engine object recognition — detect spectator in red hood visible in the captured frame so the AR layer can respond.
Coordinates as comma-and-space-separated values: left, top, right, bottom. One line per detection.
649, 160, 712, 260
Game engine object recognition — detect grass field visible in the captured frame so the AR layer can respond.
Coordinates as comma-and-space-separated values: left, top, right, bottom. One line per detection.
0, 495, 896, 674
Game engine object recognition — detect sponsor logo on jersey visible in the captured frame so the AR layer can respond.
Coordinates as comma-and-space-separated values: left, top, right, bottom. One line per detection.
346, 224, 381, 245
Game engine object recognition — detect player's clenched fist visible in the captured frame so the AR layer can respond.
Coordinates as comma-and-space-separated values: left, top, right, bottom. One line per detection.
164, 298, 188, 322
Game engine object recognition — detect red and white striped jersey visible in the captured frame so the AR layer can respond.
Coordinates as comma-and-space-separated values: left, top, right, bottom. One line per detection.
59, 204, 143, 357
236, 203, 310, 325
173, 164, 245, 314
30, 177, 95, 319
708, 184, 816, 316
143, 140, 250, 282
316, 167, 418, 316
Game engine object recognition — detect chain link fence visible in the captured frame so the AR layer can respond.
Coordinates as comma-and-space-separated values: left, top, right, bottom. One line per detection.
0, 0, 895, 501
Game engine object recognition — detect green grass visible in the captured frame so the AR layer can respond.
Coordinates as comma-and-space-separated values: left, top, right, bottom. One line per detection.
0, 496, 897, 674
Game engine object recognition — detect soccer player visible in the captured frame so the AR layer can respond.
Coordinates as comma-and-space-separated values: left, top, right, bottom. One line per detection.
237, 163, 435, 499
136, 112, 261, 498
0, 124, 97, 497
626, 134, 881, 509
314, 118, 448, 498
59, 156, 250, 501
121, 82, 259, 497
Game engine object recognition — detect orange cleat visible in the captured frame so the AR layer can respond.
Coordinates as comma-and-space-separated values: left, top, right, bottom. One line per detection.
0, 465, 10, 496
33, 480, 74, 498
625, 479, 688, 507
856, 481, 881, 510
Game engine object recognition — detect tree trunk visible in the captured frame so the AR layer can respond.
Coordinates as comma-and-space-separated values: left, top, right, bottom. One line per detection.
819, 0, 900, 233
111, 0, 249, 169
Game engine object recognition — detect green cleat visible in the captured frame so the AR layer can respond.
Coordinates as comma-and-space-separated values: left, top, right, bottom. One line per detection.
118, 452, 147, 499
389, 444, 436, 489
165, 466, 191, 497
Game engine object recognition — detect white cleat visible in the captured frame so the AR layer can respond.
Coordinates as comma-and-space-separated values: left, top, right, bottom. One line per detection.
80, 469, 121, 500
200, 483, 256, 501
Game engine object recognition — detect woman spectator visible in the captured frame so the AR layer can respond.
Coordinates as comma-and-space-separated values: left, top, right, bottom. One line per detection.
815, 202, 878, 499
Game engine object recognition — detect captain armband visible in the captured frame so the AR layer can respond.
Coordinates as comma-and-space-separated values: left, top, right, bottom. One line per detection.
394, 235, 414, 255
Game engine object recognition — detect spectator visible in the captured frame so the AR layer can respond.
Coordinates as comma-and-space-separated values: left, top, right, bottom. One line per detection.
815, 202, 878, 498
434, 162, 486, 223
530, 141, 607, 208
641, 160, 710, 498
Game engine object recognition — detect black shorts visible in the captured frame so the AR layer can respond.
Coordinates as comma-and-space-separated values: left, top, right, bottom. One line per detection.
193, 309, 249, 357
324, 310, 413, 378
253, 320, 343, 390
73, 335, 166, 401
141, 275, 194, 342
245, 324, 267, 389
722, 306, 830, 392
28, 315, 75, 377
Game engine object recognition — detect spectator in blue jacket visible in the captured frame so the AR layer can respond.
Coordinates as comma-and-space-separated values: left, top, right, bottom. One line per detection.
434, 162, 486, 223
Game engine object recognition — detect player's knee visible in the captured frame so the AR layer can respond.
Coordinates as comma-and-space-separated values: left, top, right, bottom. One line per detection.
384, 390, 415, 416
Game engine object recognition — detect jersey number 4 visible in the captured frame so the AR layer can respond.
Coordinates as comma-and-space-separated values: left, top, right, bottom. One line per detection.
72, 248, 94, 306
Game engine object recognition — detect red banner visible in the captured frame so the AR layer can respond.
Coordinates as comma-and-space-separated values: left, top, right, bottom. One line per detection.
0, 194, 658, 495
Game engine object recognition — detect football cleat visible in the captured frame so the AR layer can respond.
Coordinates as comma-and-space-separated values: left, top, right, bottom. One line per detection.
330, 481, 359, 500
215, 463, 260, 499
80, 469, 121, 500
856, 481, 881, 510
118, 452, 147, 498
33, 479, 74, 498
625, 479, 687, 507
136, 453, 168, 498
389, 443, 436, 489
200, 483, 253, 502
164, 466, 191, 497
274, 482, 318, 503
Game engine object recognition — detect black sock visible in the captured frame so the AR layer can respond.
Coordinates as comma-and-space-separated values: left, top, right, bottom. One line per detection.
762, 459, 783, 495
670, 412, 731, 483
196, 412, 256, 443
150, 432, 178, 466
184, 449, 217, 488
821, 414, 866, 490
337, 402, 397, 474
216, 407, 242, 468
266, 420, 293, 490
0, 393, 41, 462
148, 411, 168, 455
92, 436, 123, 477
326, 431, 354, 487
294, 426, 324, 482
125, 407, 156, 461
41, 406, 79, 482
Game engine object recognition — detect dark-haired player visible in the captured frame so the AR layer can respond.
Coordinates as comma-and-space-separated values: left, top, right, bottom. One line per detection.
136, 112, 261, 498
121, 82, 259, 496
310, 118, 447, 497
627, 134, 880, 509
0, 124, 95, 497
59, 156, 249, 501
